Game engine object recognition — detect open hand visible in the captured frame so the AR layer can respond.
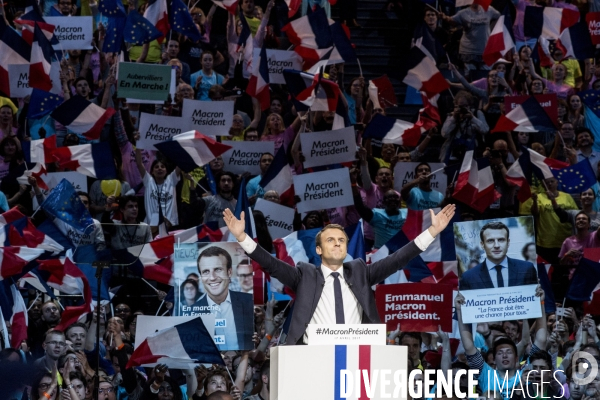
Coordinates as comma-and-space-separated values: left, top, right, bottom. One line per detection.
428, 204, 456, 237
223, 208, 246, 241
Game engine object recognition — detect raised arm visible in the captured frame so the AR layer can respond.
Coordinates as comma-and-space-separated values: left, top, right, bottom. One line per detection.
455, 292, 477, 355
135, 148, 147, 179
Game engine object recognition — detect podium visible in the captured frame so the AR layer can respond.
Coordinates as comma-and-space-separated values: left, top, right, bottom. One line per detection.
271, 344, 408, 400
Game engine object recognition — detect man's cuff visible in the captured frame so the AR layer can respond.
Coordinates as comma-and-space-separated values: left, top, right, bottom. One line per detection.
414, 229, 435, 251
239, 234, 257, 253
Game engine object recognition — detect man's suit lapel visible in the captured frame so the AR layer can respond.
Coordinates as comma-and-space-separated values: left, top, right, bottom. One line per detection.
479, 260, 494, 288
312, 266, 325, 315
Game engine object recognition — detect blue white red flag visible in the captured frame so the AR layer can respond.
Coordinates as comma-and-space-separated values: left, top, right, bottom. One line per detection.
247, 46, 270, 111
259, 147, 295, 206
51, 96, 116, 140
29, 23, 55, 91
52, 143, 117, 179
400, 47, 449, 99
524, 6, 579, 39
0, 18, 31, 97
143, 0, 169, 42
363, 113, 431, 147
118, 235, 175, 285
154, 131, 233, 173
493, 96, 557, 133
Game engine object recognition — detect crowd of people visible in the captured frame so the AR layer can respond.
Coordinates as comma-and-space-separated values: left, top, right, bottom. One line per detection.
2, 0, 600, 396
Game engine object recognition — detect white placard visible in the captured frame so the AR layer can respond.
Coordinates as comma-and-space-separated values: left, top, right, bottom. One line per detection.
300, 126, 357, 168
8, 64, 32, 98
460, 284, 542, 324
393, 162, 447, 194
221, 141, 274, 175
251, 48, 303, 84
42, 172, 88, 196
293, 168, 354, 213
307, 324, 387, 345
45, 17, 93, 50
254, 198, 295, 239
134, 315, 216, 368
181, 99, 234, 136
137, 112, 184, 150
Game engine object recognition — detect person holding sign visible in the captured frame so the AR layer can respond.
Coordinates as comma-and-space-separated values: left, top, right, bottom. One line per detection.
454, 285, 547, 399
222, 203, 456, 345
400, 162, 445, 211
459, 222, 538, 290
246, 153, 273, 203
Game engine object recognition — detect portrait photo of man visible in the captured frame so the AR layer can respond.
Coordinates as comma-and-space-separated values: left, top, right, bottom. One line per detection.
458, 220, 538, 290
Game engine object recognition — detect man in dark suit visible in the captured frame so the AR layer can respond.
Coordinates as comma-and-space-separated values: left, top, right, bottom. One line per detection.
459, 221, 538, 290
190, 246, 254, 350
223, 204, 456, 345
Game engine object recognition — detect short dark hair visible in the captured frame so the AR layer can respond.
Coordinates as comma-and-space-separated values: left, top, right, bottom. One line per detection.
215, 171, 235, 193
415, 162, 431, 174
480, 221, 510, 242
576, 128, 594, 142
118, 195, 138, 210
76, 191, 90, 204
492, 337, 517, 358
575, 211, 590, 224
260, 152, 274, 161
315, 224, 348, 247
529, 351, 552, 370
65, 322, 87, 336
399, 332, 422, 346
197, 246, 233, 272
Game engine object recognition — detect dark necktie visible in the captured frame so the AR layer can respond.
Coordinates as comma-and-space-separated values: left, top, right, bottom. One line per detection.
495, 265, 504, 288
331, 272, 345, 324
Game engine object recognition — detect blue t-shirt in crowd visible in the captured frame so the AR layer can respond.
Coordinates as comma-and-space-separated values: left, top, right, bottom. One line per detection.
406, 187, 444, 210
371, 208, 407, 248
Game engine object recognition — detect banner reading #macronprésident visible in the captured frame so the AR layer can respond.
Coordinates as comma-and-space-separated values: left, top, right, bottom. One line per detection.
254, 198, 295, 239
137, 113, 184, 150
45, 17, 93, 50
181, 99, 234, 136
375, 283, 453, 332
221, 141, 274, 175
117, 62, 171, 101
174, 242, 254, 350
300, 126, 357, 168
293, 168, 354, 213
251, 48, 303, 84
460, 284, 542, 323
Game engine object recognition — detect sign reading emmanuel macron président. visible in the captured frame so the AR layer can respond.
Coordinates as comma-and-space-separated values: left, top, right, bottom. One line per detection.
460, 284, 541, 324
221, 141, 274, 175
300, 126, 357, 168
394, 162, 447, 195
181, 99, 234, 136
8, 64, 32, 98
375, 283, 453, 332
254, 198, 295, 239
45, 17, 93, 50
251, 48, 303, 84
293, 168, 353, 213
137, 113, 183, 150
117, 62, 171, 101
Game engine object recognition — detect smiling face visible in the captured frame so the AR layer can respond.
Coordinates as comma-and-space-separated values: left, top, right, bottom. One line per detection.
199, 255, 231, 303
581, 188, 596, 206
151, 161, 167, 180
480, 228, 509, 264
575, 213, 590, 232
0, 106, 13, 126
577, 131, 594, 148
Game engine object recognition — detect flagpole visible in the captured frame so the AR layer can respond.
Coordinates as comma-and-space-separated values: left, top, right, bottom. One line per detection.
450, 170, 458, 185
142, 278, 160, 293
425, 3, 439, 13
356, 58, 363, 77
425, 166, 445, 178
155, 299, 165, 315
27, 292, 41, 311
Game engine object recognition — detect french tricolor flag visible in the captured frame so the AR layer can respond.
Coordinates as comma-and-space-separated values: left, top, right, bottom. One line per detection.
127, 316, 223, 368
402, 208, 457, 262
556, 21, 595, 61
453, 150, 478, 207
400, 47, 449, 99
506, 148, 569, 201
144, 0, 169, 42
52, 142, 117, 179
536, 36, 555, 68
22, 135, 57, 164
282, 6, 333, 64
0, 18, 31, 97
125, 235, 175, 285
259, 146, 295, 207
8, 284, 28, 349
4, 213, 63, 254
247, 46, 270, 111
17, 163, 49, 191
154, 131, 233, 173
175, 221, 229, 244
363, 113, 432, 147
453, 153, 500, 213
29, 22, 54, 91
211, 0, 238, 14
50, 96, 116, 141
492, 96, 556, 133
482, 11, 515, 66
0, 247, 45, 281
524, 5, 579, 39
283, 69, 339, 112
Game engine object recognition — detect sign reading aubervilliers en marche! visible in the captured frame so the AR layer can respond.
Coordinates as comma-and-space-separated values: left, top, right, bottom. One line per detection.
299, 126, 357, 169
117, 62, 171, 101
181, 99, 234, 136
221, 141, 275, 175
8, 64, 32, 98
136, 113, 184, 150
293, 168, 354, 213
45, 17, 93, 50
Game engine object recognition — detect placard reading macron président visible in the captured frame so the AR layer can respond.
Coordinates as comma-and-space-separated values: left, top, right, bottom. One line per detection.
460, 284, 542, 324
181, 99, 234, 136
117, 62, 171, 101
250, 48, 303, 84
299, 126, 357, 168
221, 141, 274, 175
136, 113, 184, 150
8, 64, 32, 98
254, 198, 295, 239
45, 17, 93, 50
293, 168, 354, 213
393, 162, 447, 195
